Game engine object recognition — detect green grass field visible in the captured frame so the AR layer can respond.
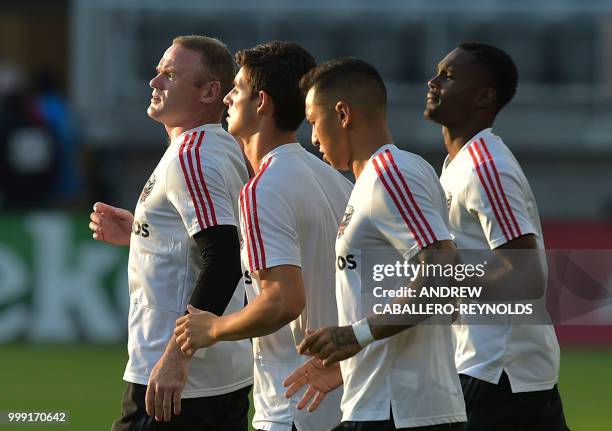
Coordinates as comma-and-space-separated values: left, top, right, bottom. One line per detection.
0, 344, 610, 430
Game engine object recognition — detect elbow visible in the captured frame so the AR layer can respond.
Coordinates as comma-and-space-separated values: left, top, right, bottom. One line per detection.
280, 296, 305, 323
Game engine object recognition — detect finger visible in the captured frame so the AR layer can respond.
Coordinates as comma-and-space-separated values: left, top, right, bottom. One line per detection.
173, 388, 181, 416
162, 389, 172, 422
283, 367, 307, 388
89, 221, 100, 233
323, 351, 346, 368
284, 373, 308, 398
304, 336, 330, 356
175, 316, 188, 328
296, 385, 317, 410
308, 391, 326, 412
93, 202, 113, 213
315, 343, 336, 361
175, 333, 187, 350
187, 305, 203, 314
154, 385, 163, 421
297, 333, 320, 355
145, 384, 155, 417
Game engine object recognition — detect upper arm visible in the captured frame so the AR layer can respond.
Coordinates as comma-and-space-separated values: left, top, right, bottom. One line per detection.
466, 158, 537, 249
240, 184, 301, 273
370, 160, 452, 260
166, 146, 238, 237
257, 264, 305, 321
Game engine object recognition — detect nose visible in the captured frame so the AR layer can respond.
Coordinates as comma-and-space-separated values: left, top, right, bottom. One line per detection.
223, 89, 232, 107
311, 127, 319, 148
150, 73, 163, 90
428, 74, 440, 90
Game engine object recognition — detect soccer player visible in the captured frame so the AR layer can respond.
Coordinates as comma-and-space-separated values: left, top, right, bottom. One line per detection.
424, 42, 569, 430
89, 35, 253, 430
285, 57, 466, 430
174, 41, 352, 431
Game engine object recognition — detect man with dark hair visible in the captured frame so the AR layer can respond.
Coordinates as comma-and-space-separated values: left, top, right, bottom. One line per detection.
424, 42, 569, 430
89, 35, 252, 430
282, 57, 466, 431
175, 41, 351, 431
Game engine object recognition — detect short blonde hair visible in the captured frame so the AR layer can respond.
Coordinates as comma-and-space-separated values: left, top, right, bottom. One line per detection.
172, 35, 235, 94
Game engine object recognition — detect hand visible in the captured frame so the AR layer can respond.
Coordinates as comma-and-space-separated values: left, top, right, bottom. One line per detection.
145, 343, 189, 422
89, 202, 133, 246
297, 326, 362, 367
283, 357, 343, 412
174, 305, 219, 355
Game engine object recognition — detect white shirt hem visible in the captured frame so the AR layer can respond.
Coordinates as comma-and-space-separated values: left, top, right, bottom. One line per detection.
123, 373, 253, 398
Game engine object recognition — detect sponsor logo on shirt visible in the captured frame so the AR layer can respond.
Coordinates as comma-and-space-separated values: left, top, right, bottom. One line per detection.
337, 205, 354, 238
337, 254, 357, 270
139, 174, 156, 203
132, 220, 150, 238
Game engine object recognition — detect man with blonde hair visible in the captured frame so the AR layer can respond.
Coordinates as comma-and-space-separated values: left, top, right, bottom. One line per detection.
90, 35, 253, 430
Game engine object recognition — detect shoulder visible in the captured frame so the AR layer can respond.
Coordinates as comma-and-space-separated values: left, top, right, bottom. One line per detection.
370, 147, 438, 192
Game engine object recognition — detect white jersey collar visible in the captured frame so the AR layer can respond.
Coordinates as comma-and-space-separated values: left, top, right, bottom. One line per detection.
260, 142, 303, 166
443, 127, 493, 170
170, 123, 222, 147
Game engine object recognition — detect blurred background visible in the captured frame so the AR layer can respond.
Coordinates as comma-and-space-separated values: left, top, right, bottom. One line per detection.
0, 0, 611, 429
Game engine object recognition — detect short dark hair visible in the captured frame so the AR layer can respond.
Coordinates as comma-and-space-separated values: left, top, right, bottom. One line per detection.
173, 35, 235, 95
235, 41, 316, 131
299, 57, 387, 113
459, 42, 518, 111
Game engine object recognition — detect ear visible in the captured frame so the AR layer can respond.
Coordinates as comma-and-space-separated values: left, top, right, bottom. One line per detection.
200, 81, 222, 104
256, 90, 272, 117
335, 101, 351, 129
476, 87, 496, 109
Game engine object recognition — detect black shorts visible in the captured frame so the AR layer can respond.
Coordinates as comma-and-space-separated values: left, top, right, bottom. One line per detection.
460, 372, 570, 431
111, 382, 251, 431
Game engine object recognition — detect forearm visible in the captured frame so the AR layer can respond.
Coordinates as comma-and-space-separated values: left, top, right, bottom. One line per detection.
365, 241, 457, 340
190, 226, 242, 315
213, 288, 297, 341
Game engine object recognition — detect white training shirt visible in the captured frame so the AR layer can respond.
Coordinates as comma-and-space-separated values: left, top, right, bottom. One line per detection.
336, 144, 466, 428
440, 128, 560, 393
239, 143, 352, 431
125, 123, 253, 397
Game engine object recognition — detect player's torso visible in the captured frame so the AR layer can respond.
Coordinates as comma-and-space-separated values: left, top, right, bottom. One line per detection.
240, 144, 352, 359
128, 143, 197, 311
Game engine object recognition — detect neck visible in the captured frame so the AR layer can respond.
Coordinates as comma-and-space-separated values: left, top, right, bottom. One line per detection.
442, 119, 493, 162
351, 121, 394, 180
242, 128, 297, 173
166, 111, 222, 141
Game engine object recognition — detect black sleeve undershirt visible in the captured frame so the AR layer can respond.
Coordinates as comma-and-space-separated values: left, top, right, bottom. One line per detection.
189, 224, 243, 316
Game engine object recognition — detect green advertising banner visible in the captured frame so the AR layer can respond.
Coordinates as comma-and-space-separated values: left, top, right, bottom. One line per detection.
0, 212, 129, 342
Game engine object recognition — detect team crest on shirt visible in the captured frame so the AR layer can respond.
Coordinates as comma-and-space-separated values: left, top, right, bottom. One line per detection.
446, 191, 452, 210
139, 174, 156, 203
337, 205, 354, 238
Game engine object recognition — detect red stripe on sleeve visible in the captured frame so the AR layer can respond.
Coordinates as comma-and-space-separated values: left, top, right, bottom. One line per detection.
467, 145, 511, 241
178, 133, 205, 230
377, 153, 430, 247
472, 141, 516, 239
194, 131, 218, 226
373, 157, 424, 248
384, 150, 437, 244
479, 139, 522, 237
249, 158, 272, 271
239, 186, 255, 272
244, 177, 261, 271
185, 132, 211, 228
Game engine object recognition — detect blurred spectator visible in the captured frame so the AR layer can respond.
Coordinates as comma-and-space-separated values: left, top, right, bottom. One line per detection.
33, 69, 84, 207
0, 63, 59, 209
